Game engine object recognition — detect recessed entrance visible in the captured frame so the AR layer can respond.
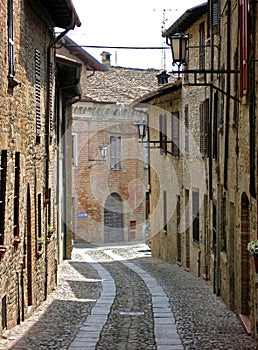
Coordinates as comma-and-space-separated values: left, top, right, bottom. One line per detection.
104, 193, 124, 243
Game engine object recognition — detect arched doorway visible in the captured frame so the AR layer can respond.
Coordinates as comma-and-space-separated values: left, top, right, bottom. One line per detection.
104, 193, 124, 243
241, 192, 250, 315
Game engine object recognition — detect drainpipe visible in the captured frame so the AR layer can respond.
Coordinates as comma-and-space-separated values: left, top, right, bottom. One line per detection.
20, 261, 25, 322
16, 270, 20, 325
44, 12, 80, 296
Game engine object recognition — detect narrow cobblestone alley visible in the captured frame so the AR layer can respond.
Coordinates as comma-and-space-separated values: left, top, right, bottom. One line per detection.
0, 242, 257, 350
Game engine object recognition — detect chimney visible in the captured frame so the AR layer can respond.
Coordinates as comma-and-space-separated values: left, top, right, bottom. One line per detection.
156, 70, 170, 85
101, 51, 111, 67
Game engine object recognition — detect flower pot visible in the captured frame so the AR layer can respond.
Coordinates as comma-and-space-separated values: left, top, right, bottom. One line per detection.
13, 237, 21, 247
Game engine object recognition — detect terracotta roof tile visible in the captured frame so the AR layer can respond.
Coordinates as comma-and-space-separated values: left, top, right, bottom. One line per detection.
85, 66, 176, 103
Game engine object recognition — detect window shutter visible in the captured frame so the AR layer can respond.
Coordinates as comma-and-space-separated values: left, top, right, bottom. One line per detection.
199, 22, 205, 71
110, 136, 121, 169
8, 0, 14, 77
49, 62, 54, 135
184, 105, 189, 156
116, 136, 121, 169
0, 151, 7, 245
240, 0, 249, 96
110, 136, 116, 169
35, 49, 41, 135
172, 112, 179, 156
212, 0, 219, 28
200, 102, 205, 156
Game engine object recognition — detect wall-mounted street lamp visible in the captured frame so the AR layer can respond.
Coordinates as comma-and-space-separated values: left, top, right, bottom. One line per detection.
166, 32, 188, 70
135, 120, 173, 151
88, 145, 107, 169
165, 32, 239, 102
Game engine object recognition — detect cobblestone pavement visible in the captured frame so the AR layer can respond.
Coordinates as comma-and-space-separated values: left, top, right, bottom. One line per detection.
0, 242, 257, 350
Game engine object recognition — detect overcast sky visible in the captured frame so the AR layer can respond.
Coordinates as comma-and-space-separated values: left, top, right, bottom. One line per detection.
69, 0, 205, 70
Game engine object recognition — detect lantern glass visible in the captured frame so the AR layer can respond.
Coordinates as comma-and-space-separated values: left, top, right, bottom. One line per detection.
101, 146, 107, 158
168, 33, 188, 66
137, 121, 147, 140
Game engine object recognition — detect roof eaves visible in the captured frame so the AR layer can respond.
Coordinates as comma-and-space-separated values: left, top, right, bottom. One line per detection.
61, 36, 107, 72
163, 2, 207, 36
133, 80, 182, 104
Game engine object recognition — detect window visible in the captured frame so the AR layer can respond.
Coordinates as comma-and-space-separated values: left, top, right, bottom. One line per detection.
0, 151, 7, 245
35, 49, 41, 137
110, 136, 121, 169
159, 114, 167, 154
200, 99, 209, 157
7, 0, 14, 78
13, 152, 20, 237
184, 105, 189, 156
192, 190, 200, 243
172, 112, 179, 156
199, 22, 205, 71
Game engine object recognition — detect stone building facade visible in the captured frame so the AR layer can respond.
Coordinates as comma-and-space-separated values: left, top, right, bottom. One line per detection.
71, 54, 173, 244
0, 0, 80, 335
137, 0, 258, 340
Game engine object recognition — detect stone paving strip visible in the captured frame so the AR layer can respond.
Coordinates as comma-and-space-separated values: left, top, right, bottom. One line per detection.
105, 249, 184, 350
68, 253, 116, 350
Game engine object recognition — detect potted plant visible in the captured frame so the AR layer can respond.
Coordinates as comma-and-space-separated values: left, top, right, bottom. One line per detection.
247, 240, 258, 272
47, 225, 55, 238
37, 237, 44, 251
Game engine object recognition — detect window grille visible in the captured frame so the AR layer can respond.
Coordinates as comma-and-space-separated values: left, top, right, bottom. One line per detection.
35, 49, 41, 136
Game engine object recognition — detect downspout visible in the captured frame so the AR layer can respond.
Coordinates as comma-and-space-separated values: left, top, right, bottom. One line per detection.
44, 11, 79, 297
223, 0, 231, 190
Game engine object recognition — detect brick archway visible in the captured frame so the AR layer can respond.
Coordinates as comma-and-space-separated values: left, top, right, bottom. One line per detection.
241, 192, 250, 315
104, 193, 124, 243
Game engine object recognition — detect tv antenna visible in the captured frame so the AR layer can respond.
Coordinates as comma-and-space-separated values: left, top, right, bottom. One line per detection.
153, 8, 179, 70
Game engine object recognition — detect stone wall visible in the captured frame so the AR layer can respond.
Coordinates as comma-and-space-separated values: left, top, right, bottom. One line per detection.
0, 0, 57, 334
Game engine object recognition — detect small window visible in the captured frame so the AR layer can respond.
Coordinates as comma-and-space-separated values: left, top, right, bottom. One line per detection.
0, 151, 7, 245
110, 136, 121, 170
